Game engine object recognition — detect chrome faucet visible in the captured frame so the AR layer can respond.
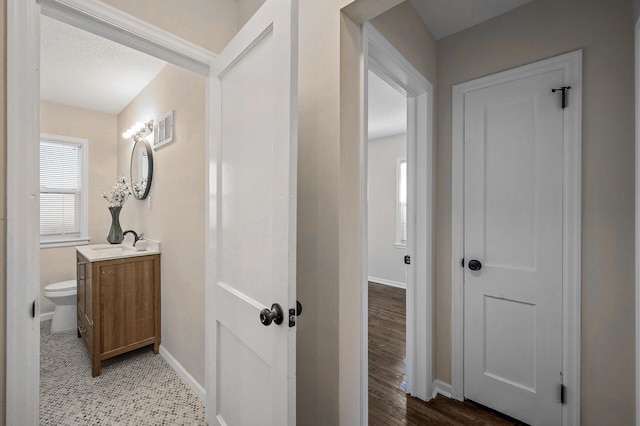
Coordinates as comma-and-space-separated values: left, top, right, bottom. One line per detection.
123, 230, 144, 246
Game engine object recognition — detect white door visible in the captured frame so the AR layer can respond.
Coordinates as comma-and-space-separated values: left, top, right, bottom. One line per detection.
463, 68, 564, 425
206, 0, 297, 425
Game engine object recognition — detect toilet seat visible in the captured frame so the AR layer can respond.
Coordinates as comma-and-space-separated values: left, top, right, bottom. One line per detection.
44, 279, 77, 298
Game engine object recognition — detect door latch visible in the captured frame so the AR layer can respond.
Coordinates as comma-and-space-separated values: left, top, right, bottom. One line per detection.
289, 300, 302, 327
404, 255, 411, 265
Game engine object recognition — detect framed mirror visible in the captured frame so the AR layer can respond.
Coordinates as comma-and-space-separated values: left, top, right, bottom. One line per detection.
130, 139, 153, 200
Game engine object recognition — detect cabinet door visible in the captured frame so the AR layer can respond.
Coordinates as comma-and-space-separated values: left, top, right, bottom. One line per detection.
99, 256, 157, 354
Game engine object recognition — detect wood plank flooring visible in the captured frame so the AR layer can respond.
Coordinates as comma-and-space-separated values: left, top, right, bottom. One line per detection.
368, 281, 521, 425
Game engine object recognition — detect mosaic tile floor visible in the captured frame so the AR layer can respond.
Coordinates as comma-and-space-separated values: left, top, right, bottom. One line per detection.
40, 320, 205, 425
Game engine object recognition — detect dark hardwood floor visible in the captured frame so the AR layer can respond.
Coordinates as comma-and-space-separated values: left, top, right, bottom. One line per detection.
368, 281, 520, 425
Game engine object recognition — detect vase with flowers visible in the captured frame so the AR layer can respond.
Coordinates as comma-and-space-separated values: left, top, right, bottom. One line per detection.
102, 176, 132, 244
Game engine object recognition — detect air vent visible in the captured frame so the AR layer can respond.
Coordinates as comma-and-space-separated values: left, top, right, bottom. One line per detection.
154, 110, 174, 149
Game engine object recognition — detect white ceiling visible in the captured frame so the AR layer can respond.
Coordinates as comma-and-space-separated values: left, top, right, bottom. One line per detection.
408, 0, 535, 40
40, 15, 167, 115
368, 70, 406, 140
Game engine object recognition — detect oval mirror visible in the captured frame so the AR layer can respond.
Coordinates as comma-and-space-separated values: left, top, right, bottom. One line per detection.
130, 139, 153, 200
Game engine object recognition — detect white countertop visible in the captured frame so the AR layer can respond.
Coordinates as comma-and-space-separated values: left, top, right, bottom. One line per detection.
76, 239, 161, 262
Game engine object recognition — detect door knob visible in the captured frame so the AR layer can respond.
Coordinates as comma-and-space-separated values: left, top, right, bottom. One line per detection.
468, 259, 482, 271
260, 303, 284, 326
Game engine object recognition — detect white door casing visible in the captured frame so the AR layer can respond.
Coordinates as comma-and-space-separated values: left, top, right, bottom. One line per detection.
452, 50, 582, 426
206, 1, 298, 425
464, 68, 563, 425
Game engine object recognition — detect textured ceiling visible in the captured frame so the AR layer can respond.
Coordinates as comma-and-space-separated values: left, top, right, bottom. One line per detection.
40, 15, 167, 115
408, 0, 534, 40
368, 70, 406, 141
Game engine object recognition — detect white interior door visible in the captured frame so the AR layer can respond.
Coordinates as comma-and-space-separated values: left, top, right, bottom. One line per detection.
463, 68, 564, 425
206, 0, 297, 425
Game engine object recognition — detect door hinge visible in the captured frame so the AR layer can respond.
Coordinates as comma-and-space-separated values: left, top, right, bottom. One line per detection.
404, 255, 411, 265
560, 384, 566, 404
461, 258, 464, 267
552, 86, 571, 109
31, 299, 36, 318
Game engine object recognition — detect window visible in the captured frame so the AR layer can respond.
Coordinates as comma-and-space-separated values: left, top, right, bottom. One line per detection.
396, 158, 407, 248
40, 134, 89, 248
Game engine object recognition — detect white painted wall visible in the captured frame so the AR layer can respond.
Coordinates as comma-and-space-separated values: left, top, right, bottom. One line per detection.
367, 133, 406, 287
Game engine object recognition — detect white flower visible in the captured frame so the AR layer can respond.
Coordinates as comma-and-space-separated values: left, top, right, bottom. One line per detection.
102, 176, 132, 208
132, 177, 148, 198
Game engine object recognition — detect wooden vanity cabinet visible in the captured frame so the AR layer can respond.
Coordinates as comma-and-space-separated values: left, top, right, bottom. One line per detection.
76, 252, 161, 377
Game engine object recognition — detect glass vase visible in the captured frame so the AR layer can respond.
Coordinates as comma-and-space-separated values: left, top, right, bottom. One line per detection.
107, 206, 124, 244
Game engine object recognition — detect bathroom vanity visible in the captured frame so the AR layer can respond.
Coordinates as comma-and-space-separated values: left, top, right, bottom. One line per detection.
76, 242, 161, 377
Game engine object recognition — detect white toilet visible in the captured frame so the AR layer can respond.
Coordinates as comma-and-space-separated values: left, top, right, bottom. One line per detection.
44, 279, 77, 333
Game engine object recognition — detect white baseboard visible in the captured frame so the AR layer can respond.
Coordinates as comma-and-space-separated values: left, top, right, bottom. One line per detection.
431, 379, 452, 399
40, 312, 54, 322
159, 345, 205, 401
368, 276, 406, 289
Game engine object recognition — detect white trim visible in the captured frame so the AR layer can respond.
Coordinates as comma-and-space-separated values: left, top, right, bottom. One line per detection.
7, 3, 217, 424
368, 276, 406, 289
40, 312, 54, 322
359, 25, 370, 426
159, 345, 205, 401
451, 50, 582, 425
635, 16, 640, 426
7, 1, 41, 424
431, 380, 452, 399
40, 238, 90, 249
362, 22, 434, 415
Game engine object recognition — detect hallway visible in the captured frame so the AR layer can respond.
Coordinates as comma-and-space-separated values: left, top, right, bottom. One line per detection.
368, 281, 521, 425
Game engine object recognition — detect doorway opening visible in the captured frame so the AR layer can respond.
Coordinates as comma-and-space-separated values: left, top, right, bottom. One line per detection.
37, 12, 208, 423
366, 66, 409, 422
361, 22, 434, 424
7, 0, 216, 422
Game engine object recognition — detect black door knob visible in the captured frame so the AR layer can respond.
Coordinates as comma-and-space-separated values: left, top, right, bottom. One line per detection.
260, 303, 284, 326
468, 259, 482, 271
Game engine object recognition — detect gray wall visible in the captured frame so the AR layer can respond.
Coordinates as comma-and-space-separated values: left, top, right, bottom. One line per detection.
436, 0, 635, 423
368, 134, 407, 286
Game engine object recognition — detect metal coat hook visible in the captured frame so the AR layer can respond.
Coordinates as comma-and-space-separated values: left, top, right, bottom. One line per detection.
552, 86, 571, 109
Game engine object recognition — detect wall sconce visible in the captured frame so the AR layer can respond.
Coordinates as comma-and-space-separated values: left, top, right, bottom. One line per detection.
122, 119, 154, 142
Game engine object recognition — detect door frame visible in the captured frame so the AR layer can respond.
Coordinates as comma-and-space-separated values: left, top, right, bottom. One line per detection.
635, 16, 640, 426
451, 50, 582, 426
360, 22, 434, 420
6, 0, 216, 423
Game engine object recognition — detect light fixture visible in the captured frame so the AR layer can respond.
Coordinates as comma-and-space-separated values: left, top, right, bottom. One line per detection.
122, 119, 154, 142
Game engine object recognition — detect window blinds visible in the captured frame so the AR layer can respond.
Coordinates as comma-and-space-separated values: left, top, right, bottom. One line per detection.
40, 141, 81, 237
